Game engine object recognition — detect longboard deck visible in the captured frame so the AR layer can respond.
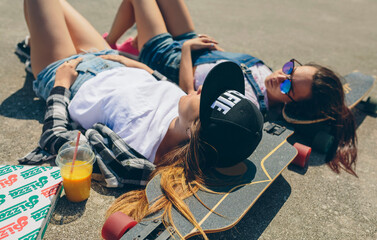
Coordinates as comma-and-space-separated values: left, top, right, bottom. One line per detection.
119, 73, 376, 239
122, 122, 297, 239
343, 72, 375, 109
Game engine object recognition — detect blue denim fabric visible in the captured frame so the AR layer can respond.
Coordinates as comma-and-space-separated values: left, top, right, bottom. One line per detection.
34, 49, 123, 100
139, 32, 197, 84
193, 51, 262, 67
139, 32, 264, 84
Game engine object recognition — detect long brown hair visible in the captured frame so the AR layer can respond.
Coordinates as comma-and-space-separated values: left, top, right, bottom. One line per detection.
106, 120, 219, 239
286, 63, 357, 176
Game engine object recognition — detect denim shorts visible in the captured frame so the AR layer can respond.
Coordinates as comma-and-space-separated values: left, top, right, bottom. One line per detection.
139, 32, 197, 84
34, 49, 124, 100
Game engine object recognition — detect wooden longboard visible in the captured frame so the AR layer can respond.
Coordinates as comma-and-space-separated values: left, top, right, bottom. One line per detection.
121, 122, 297, 239
343, 72, 375, 109
118, 73, 375, 239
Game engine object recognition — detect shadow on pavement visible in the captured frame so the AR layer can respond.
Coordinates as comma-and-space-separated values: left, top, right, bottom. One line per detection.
91, 181, 141, 198
50, 196, 88, 225
0, 71, 45, 123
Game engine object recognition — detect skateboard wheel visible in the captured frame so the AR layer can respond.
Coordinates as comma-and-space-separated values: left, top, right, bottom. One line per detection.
312, 131, 334, 153
292, 143, 312, 168
101, 212, 137, 240
364, 96, 377, 113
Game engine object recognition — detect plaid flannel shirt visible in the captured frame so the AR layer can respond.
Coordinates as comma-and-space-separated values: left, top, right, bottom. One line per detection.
19, 85, 158, 188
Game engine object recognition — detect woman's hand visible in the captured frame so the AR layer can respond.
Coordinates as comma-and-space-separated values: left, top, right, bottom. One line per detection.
195, 34, 225, 51
99, 55, 154, 74
183, 36, 220, 51
54, 57, 83, 89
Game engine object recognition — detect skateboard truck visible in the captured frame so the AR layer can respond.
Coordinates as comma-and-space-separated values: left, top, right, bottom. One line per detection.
264, 122, 311, 167
264, 122, 286, 136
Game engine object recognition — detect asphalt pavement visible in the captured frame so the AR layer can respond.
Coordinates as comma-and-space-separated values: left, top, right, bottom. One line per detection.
1, 0, 376, 239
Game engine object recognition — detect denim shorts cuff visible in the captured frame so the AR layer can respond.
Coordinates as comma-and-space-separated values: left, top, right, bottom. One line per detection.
173, 31, 197, 41
139, 33, 172, 58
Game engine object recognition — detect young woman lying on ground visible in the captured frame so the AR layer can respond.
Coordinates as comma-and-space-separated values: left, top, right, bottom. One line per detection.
105, 0, 358, 176
23, 0, 264, 238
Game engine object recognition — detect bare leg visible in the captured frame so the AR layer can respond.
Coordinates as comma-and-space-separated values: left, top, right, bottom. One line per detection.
106, 0, 136, 46
24, 0, 77, 77
59, 0, 110, 53
132, 0, 169, 50
107, 0, 168, 52
23, 1, 30, 37
23, 1, 31, 47
156, 0, 195, 37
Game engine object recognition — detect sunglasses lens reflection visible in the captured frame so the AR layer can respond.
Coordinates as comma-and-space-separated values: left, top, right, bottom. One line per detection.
280, 79, 291, 94
282, 61, 294, 74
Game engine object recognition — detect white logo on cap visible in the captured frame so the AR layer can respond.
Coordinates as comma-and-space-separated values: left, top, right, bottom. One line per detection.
211, 90, 245, 114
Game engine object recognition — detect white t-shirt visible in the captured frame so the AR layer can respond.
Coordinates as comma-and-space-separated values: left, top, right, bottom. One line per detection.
194, 61, 272, 109
68, 67, 185, 163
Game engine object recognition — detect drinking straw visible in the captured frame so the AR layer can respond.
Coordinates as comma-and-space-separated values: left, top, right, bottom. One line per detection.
70, 131, 81, 175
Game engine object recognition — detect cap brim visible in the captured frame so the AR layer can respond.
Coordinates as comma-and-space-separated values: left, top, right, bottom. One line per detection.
200, 61, 245, 126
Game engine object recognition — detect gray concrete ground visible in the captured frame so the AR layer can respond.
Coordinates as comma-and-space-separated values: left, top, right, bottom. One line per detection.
1, 0, 376, 239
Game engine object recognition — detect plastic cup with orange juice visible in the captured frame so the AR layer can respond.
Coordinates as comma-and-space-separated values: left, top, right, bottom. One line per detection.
56, 142, 95, 202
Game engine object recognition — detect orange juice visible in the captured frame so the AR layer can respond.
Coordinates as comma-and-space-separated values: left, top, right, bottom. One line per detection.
60, 160, 93, 202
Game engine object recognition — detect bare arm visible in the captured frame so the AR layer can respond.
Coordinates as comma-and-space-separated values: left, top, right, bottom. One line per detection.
180, 42, 195, 94
179, 37, 219, 93
40, 58, 87, 154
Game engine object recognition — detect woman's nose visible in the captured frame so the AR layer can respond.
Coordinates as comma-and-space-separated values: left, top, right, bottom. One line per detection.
276, 74, 288, 83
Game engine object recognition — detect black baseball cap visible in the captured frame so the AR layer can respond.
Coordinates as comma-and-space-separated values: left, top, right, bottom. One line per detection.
199, 61, 264, 168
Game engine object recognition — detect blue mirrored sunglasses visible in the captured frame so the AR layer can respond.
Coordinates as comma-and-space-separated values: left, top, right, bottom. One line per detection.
280, 59, 302, 98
